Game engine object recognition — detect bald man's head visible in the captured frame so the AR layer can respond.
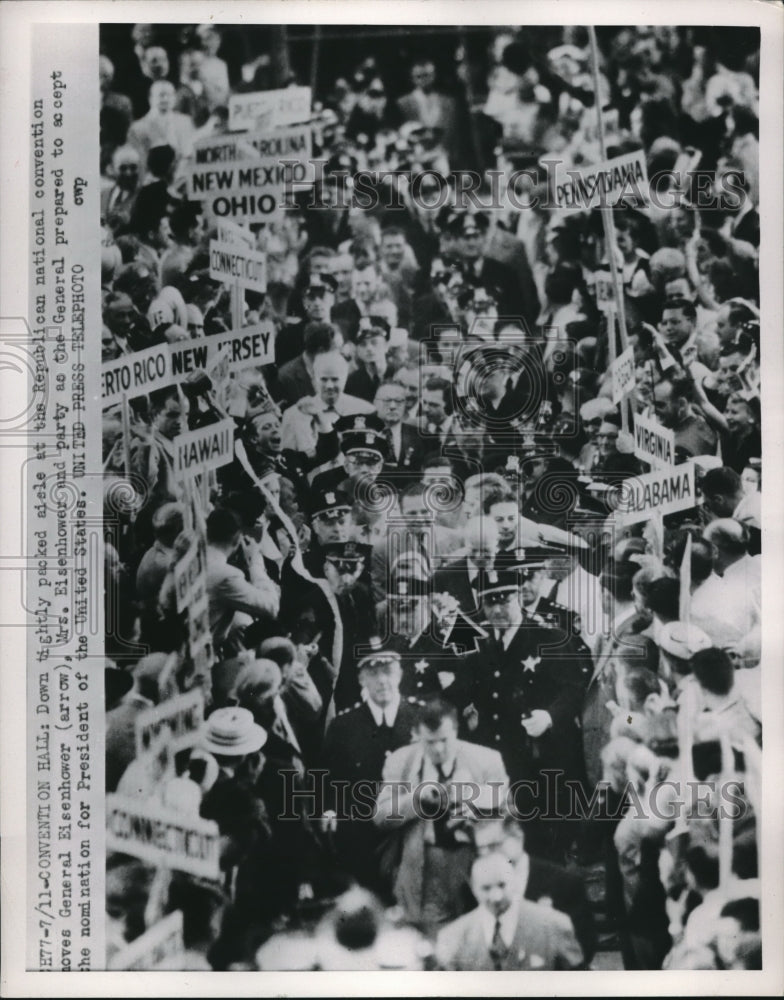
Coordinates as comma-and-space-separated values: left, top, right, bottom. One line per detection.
471, 852, 516, 917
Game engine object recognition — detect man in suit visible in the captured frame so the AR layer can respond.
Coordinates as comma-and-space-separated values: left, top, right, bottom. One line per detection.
374, 381, 427, 494
397, 57, 460, 165
374, 695, 508, 936
473, 816, 597, 966
436, 853, 584, 970
321, 646, 420, 892
370, 482, 462, 604
464, 566, 588, 862
433, 515, 500, 622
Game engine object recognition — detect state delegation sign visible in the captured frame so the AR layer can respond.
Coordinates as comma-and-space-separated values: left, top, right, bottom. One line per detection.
134, 689, 205, 757
613, 462, 696, 524
228, 86, 311, 132
106, 795, 221, 880
634, 411, 675, 468
553, 150, 649, 211
101, 323, 275, 405
174, 418, 235, 478
209, 239, 267, 293
612, 345, 636, 403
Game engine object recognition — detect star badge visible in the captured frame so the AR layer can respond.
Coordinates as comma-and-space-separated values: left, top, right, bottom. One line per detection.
522, 655, 540, 673
414, 659, 429, 674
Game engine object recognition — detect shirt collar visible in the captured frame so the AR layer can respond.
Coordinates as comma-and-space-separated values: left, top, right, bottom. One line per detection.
480, 895, 521, 949
365, 693, 400, 727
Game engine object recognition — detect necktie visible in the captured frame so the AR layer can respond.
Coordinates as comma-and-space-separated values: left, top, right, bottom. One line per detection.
432, 765, 453, 847
490, 917, 507, 970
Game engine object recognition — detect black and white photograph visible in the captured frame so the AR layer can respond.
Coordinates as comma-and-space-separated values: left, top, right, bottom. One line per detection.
1, 1, 782, 994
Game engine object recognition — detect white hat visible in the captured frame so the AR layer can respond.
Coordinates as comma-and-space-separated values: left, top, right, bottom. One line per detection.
201, 707, 267, 757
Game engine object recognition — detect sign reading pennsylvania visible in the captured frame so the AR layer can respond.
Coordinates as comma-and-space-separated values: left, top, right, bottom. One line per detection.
613, 462, 695, 524
209, 239, 267, 293
174, 418, 235, 478
106, 795, 221, 880
553, 150, 649, 210
633, 411, 675, 468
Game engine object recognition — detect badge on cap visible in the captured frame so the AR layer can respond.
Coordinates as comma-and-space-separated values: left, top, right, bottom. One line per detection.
365, 432, 376, 445
325, 492, 336, 505
398, 580, 409, 596
506, 455, 520, 471
355, 416, 366, 429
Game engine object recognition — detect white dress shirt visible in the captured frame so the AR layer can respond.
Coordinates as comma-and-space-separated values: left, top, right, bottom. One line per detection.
478, 896, 521, 949
365, 694, 401, 729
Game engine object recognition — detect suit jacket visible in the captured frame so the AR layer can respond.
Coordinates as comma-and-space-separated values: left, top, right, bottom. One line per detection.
432, 556, 482, 621
375, 740, 508, 922
436, 898, 583, 971
322, 697, 420, 814
526, 856, 597, 965
274, 354, 314, 406
379, 422, 428, 493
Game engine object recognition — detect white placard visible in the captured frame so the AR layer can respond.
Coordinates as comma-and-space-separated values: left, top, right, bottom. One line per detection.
612, 345, 636, 403
228, 86, 311, 132
209, 240, 267, 293
173, 418, 235, 478
633, 411, 676, 467
613, 462, 696, 524
553, 149, 649, 211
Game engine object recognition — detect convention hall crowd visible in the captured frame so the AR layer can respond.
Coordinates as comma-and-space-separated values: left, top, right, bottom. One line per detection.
98, 22, 763, 972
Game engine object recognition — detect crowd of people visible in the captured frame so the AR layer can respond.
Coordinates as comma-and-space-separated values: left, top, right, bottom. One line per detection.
100, 23, 763, 972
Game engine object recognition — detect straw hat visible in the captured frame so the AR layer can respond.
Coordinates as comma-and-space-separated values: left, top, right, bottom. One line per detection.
201, 707, 267, 757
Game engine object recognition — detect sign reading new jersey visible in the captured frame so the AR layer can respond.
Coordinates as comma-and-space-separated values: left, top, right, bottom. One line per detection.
102, 325, 276, 405
228, 86, 311, 132
553, 150, 649, 210
634, 411, 675, 467
614, 462, 695, 524
106, 796, 221, 879
209, 239, 267, 292
611, 345, 636, 403
174, 418, 235, 478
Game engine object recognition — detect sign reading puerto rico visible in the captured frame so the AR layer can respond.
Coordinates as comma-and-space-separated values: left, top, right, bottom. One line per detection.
102, 324, 275, 405
174, 418, 235, 478
228, 86, 311, 132
553, 149, 649, 210
634, 411, 675, 467
614, 462, 695, 524
209, 239, 267, 292
106, 796, 221, 880
611, 345, 636, 403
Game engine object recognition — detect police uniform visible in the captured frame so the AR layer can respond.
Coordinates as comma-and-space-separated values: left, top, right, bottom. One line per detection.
464, 568, 587, 859
322, 649, 422, 892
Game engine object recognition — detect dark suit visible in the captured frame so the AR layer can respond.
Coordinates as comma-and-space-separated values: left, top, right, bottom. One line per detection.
345, 363, 381, 404
381, 422, 427, 490
322, 697, 420, 890
526, 856, 597, 965
273, 354, 313, 406
432, 556, 482, 621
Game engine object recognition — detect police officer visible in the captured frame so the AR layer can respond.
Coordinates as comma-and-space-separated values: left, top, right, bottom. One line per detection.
321, 645, 421, 893
384, 557, 478, 709
464, 566, 586, 861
